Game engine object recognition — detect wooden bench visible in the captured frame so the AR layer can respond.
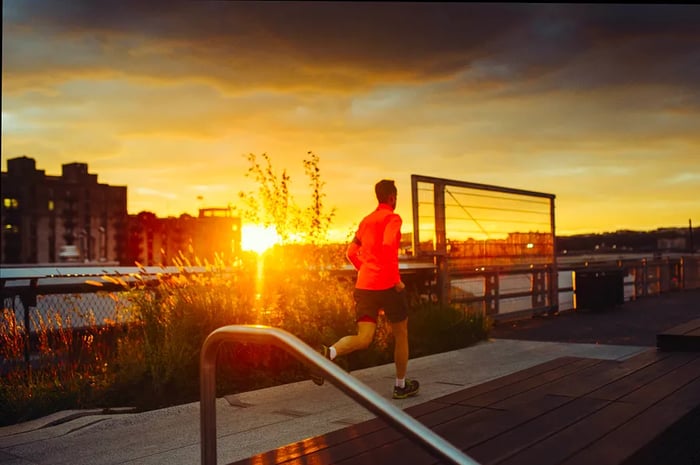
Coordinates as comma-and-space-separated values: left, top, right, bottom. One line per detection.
657, 318, 700, 352
228, 350, 700, 465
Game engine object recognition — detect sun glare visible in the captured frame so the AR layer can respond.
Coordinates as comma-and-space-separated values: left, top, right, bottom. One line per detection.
241, 224, 281, 254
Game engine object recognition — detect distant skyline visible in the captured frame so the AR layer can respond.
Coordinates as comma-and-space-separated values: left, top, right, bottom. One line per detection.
2, 2, 699, 240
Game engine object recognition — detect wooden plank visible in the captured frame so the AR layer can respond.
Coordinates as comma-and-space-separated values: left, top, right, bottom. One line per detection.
657, 318, 700, 351
442, 358, 602, 407
260, 406, 481, 465
434, 395, 571, 452
310, 403, 533, 465
404, 399, 457, 418
544, 350, 666, 398
497, 355, 700, 465
465, 397, 610, 465
560, 377, 700, 465
238, 427, 407, 465
585, 352, 697, 401
334, 435, 443, 465
659, 318, 700, 336
433, 357, 589, 405
622, 406, 700, 465
657, 333, 700, 351
231, 403, 477, 465
227, 417, 391, 465
495, 401, 642, 465
334, 405, 520, 464
618, 355, 700, 406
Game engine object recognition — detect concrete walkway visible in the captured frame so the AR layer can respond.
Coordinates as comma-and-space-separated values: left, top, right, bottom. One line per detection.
0, 339, 648, 465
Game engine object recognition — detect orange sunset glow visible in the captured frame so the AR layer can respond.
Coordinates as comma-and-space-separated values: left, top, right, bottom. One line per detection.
241, 224, 281, 254
2, 3, 699, 239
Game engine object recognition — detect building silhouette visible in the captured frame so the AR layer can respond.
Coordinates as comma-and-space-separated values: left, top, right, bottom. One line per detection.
1, 156, 127, 264
2, 156, 242, 266
126, 207, 241, 266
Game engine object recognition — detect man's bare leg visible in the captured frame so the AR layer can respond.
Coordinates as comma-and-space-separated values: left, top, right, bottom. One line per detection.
332, 321, 376, 357
390, 318, 408, 380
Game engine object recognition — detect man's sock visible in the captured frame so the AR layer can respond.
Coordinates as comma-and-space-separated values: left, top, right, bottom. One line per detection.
329, 346, 337, 361
395, 378, 405, 388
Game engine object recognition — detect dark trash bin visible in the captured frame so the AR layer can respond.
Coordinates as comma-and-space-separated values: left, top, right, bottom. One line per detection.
574, 269, 625, 311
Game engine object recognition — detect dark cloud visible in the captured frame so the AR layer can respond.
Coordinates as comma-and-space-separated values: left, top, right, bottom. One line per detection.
3, 2, 699, 95
3, 2, 530, 84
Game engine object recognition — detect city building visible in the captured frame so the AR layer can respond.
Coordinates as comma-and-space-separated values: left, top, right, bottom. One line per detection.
2, 156, 242, 266
1, 156, 127, 264
126, 207, 241, 266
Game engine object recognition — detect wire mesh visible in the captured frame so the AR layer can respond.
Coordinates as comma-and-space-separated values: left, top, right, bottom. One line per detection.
412, 176, 555, 268
2, 291, 133, 334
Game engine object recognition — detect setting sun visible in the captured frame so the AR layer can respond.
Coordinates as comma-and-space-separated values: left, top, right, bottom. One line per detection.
241, 224, 281, 254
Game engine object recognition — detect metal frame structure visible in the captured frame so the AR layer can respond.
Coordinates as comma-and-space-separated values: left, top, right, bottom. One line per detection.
410, 174, 558, 316
200, 325, 480, 465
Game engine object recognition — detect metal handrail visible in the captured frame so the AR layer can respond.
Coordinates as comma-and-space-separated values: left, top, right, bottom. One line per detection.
200, 324, 481, 465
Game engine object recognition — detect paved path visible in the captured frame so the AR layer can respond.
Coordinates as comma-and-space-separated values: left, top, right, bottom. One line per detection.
1, 289, 698, 465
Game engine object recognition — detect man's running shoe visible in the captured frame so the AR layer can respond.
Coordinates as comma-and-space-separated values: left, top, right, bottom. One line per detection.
310, 345, 350, 386
392, 379, 420, 399
310, 345, 331, 386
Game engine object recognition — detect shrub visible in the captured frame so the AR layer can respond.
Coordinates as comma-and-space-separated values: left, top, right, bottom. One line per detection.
408, 301, 492, 357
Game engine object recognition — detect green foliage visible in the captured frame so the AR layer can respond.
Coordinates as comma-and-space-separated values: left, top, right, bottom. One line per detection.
347, 302, 492, 370
238, 152, 336, 250
239, 152, 298, 241
408, 301, 492, 357
107, 257, 262, 408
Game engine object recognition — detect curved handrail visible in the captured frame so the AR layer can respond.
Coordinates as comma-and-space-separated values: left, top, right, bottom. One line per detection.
200, 324, 480, 465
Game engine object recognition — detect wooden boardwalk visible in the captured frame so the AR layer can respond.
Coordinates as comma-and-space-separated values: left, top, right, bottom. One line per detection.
229, 328, 700, 465
657, 318, 700, 352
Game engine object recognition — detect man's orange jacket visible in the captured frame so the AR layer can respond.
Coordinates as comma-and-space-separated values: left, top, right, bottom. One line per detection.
346, 203, 401, 290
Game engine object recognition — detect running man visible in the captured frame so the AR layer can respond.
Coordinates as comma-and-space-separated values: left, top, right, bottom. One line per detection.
312, 179, 419, 399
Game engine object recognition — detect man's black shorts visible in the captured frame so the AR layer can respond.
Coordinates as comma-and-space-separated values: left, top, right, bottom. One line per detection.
353, 287, 408, 323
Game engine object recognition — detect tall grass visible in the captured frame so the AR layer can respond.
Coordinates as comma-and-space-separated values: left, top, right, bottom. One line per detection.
0, 304, 122, 425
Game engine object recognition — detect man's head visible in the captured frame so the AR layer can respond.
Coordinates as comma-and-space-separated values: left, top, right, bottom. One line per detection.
375, 179, 397, 209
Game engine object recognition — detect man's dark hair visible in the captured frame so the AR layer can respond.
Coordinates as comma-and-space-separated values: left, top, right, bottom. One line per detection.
375, 179, 397, 203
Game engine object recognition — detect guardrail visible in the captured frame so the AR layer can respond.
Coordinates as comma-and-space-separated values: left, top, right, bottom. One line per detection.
3, 257, 698, 328
445, 255, 700, 319
3, 255, 698, 370
199, 325, 480, 465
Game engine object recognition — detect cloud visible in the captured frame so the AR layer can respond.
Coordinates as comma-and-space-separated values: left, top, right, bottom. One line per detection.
663, 173, 700, 185
133, 187, 177, 199
5, 3, 699, 95
2, 2, 699, 232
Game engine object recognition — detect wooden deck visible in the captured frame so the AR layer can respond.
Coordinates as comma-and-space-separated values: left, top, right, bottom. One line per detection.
229, 347, 700, 465
657, 318, 700, 352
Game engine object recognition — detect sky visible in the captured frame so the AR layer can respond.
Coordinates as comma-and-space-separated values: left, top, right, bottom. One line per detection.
2, 1, 699, 241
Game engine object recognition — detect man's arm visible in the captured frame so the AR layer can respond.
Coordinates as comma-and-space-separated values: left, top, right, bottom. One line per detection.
383, 214, 402, 250
384, 214, 404, 289
346, 236, 362, 271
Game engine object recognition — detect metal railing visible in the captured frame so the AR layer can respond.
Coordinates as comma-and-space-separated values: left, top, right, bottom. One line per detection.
3, 256, 698, 372
199, 324, 480, 465
3, 256, 697, 332
444, 255, 700, 318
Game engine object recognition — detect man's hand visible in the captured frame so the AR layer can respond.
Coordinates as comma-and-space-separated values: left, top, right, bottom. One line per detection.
395, 280, 406, 292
